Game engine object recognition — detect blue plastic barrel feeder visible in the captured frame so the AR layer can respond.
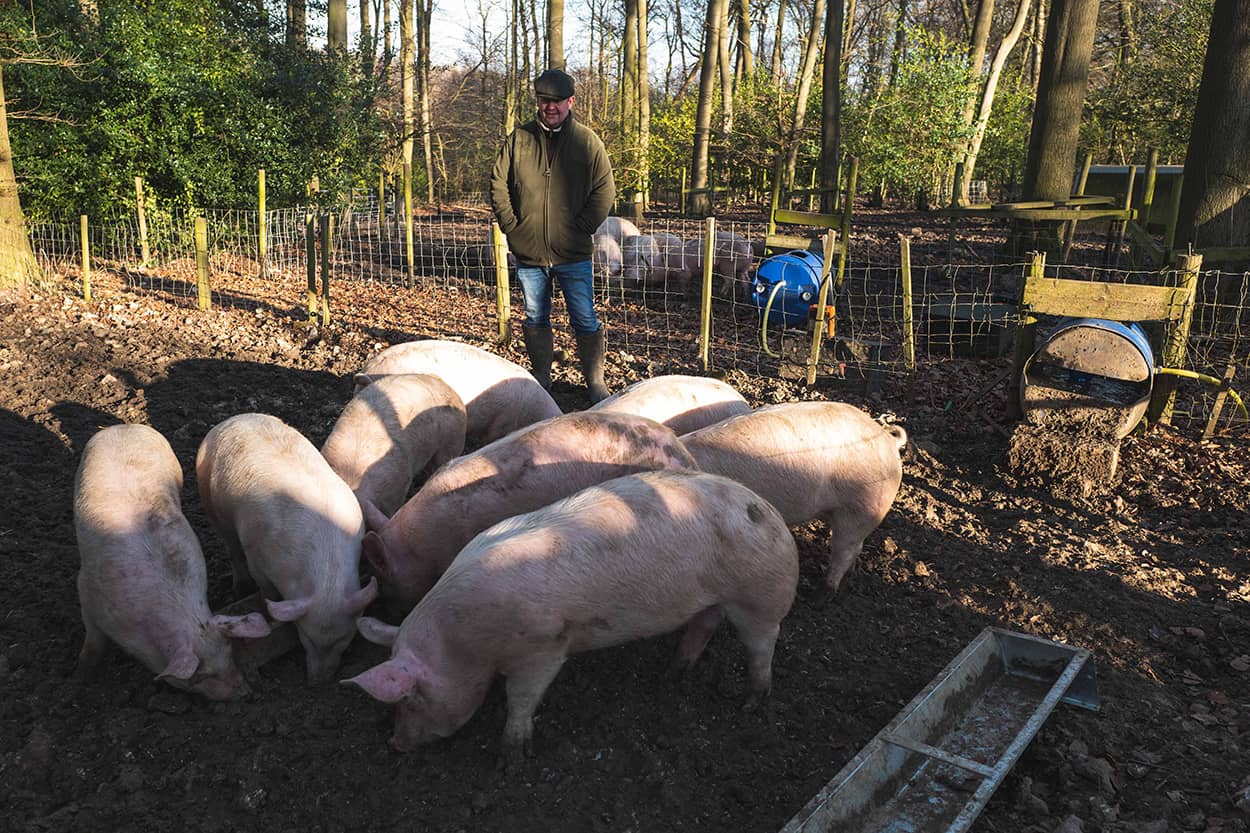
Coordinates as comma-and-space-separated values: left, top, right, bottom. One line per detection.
751, 249, 825, 329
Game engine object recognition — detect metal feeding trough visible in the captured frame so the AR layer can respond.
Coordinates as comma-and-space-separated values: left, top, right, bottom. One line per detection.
779, 628, 1099, 833
1020, 317, 1155, 439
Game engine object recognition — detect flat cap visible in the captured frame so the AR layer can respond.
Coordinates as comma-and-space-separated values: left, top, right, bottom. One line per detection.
534, 68, 575, 101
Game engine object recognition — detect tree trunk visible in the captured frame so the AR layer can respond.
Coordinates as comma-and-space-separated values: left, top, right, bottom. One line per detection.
952, 0, 996, 203
639, 0, 651, 202
718, 0, 734, 136
400, 0, 414, 199
770, 0, 787, 86
785, 0, 826, 189
359, 0, 373, 73
820, 0, 844, 214
548, 0, 565, 68
1117, 0, 1137, 69
328, 0, 348, 52
734, 0, 753, 80
507, 0, 519, 135
842, 0, 857, 73
383, 0, 393, 61
1175, 0, 1250, 249
623, 0, 639, 154
287, 0, 306, 48
0, 67, 44, 290
1029, 0, 1045, 93
418, 0, 435, 202
1021, 0, 1098, 203
963, 0, 1032, 188
691, 0, 729, 216
886, 0, 908, 88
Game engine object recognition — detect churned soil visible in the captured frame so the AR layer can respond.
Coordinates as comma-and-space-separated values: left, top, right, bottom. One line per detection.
2, 251, 1248, 833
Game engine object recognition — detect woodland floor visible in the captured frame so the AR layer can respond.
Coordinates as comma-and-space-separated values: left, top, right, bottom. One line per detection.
1, 210, 1249, 833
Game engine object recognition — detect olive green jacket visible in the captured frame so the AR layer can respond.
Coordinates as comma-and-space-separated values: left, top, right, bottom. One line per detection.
490, 116, 616, 267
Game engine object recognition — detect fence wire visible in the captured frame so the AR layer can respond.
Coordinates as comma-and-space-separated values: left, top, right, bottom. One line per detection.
29, 204, 1249, 436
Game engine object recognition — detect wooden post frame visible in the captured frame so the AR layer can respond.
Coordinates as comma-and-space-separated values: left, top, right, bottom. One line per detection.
492, 222, 512, 346
899, 234, 915, 371
194, 216, 211, 311
378, 170, 385, 232
1147, 252, 1202, 426
318, 213, 333, 325
79, 214, 91, 302
305, 210, 317, 321
698, 217, 716, 371
135, 177, 150, 267
403, 160, 415, 287
1007, 251, 1047, 419
806, 230, 838, 386
257, 169, 268, 279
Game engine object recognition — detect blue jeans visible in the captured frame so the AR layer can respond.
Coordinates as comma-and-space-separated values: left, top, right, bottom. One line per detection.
516, 260, 600, 334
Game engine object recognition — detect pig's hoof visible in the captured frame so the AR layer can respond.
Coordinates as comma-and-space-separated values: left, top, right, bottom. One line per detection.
499, 738, 533, 774
741, 689, 771, 713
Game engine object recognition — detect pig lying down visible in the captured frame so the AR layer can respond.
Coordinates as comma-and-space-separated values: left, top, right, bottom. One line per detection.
680, 401, 907, 590
321, 373, 467, 517
74, 424, 270, 700
196, 413, 377, 682
354, 339, 562, 447
346, 470, 799, 757
362, 411, 698, 612
590, 373, 751, 435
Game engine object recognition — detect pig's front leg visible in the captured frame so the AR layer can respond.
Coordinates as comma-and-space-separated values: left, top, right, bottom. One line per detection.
500, 653, 566, 770
75, 614, 109, 680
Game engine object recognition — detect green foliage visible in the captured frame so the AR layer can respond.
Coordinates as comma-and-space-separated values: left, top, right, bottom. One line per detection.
843, 27, 974, 201
975, 83, 1034, 198
4, 0, 390, 220
1084, 0, 1214, 163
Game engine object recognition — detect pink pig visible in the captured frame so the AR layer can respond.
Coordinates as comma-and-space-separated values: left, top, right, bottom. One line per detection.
683, 231, 755, 297
361, 411, 698, 612
680, 401, 907, 590
354, 340, 562, 447
74, 424, 271, 700
590, 374, 752, 435
344, 470, 799, 758
196, 413, 378, 682
321, 373, 467, 517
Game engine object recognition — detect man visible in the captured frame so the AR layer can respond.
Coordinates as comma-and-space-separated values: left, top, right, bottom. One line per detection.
490, 68, 616, 403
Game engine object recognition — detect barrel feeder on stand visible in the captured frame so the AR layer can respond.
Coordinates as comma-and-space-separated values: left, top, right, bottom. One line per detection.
1019, 317, 1155, 439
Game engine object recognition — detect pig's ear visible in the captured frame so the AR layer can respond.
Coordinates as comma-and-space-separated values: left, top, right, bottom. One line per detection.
266, 596, 313, 623
347, 576, 379, 614
353, 372, 375, 389
211, 612, 272, 640
362, 532, 392, 580
360, 500, 390, 534
356, 616, 399, 646
341, 656, 422, 703
157, 648, 199, 682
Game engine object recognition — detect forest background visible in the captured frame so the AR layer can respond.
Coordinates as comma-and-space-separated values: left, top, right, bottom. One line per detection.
0, 0, 1219, 229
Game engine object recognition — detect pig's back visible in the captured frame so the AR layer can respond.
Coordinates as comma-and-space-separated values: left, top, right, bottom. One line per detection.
435, 470, 798, 651
357, 341, 560, 442
75, 424, 184, 534
590, 375, 750, 435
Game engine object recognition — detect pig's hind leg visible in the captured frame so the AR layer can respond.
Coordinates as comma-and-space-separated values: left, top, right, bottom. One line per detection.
722, 606, 781, 708
671, 605, 724, 670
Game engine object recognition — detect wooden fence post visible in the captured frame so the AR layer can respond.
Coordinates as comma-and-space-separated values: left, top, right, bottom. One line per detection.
679, 167, 687, 215
806, 229, 838, 386
1007, 251, 1047, 419
403, 159, 415, 287
378, 170, 385, 232
1147, 252, 1202, 427
835, 155, 858, 293
305, 209, 317, 321
319, 213, 333, 325
1163, 173, 1184, 258
194, 216, 211, 311
1061, 152, 1093, 260
492, 222, 512, 345
900, 234, 915, 371
698, 216, 716, 371
134, 177, 149, 267
79, 215, 91, 302
257, 168, 268, 279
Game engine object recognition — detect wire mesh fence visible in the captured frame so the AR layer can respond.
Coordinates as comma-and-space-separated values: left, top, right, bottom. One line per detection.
29, 202, 1249, 437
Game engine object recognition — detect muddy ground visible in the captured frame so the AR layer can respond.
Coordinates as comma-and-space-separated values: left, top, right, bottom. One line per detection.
1, 244, 1249, 833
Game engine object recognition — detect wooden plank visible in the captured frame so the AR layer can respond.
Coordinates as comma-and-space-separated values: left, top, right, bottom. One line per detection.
1127, 220, 1165, 266
764, 232, 813, 251
773, 208, 841, 228
994, 207, 1134, 221
1021, 277, 1192, 322
1204, 362, 1239, 440
1195, 246, 1250, 263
